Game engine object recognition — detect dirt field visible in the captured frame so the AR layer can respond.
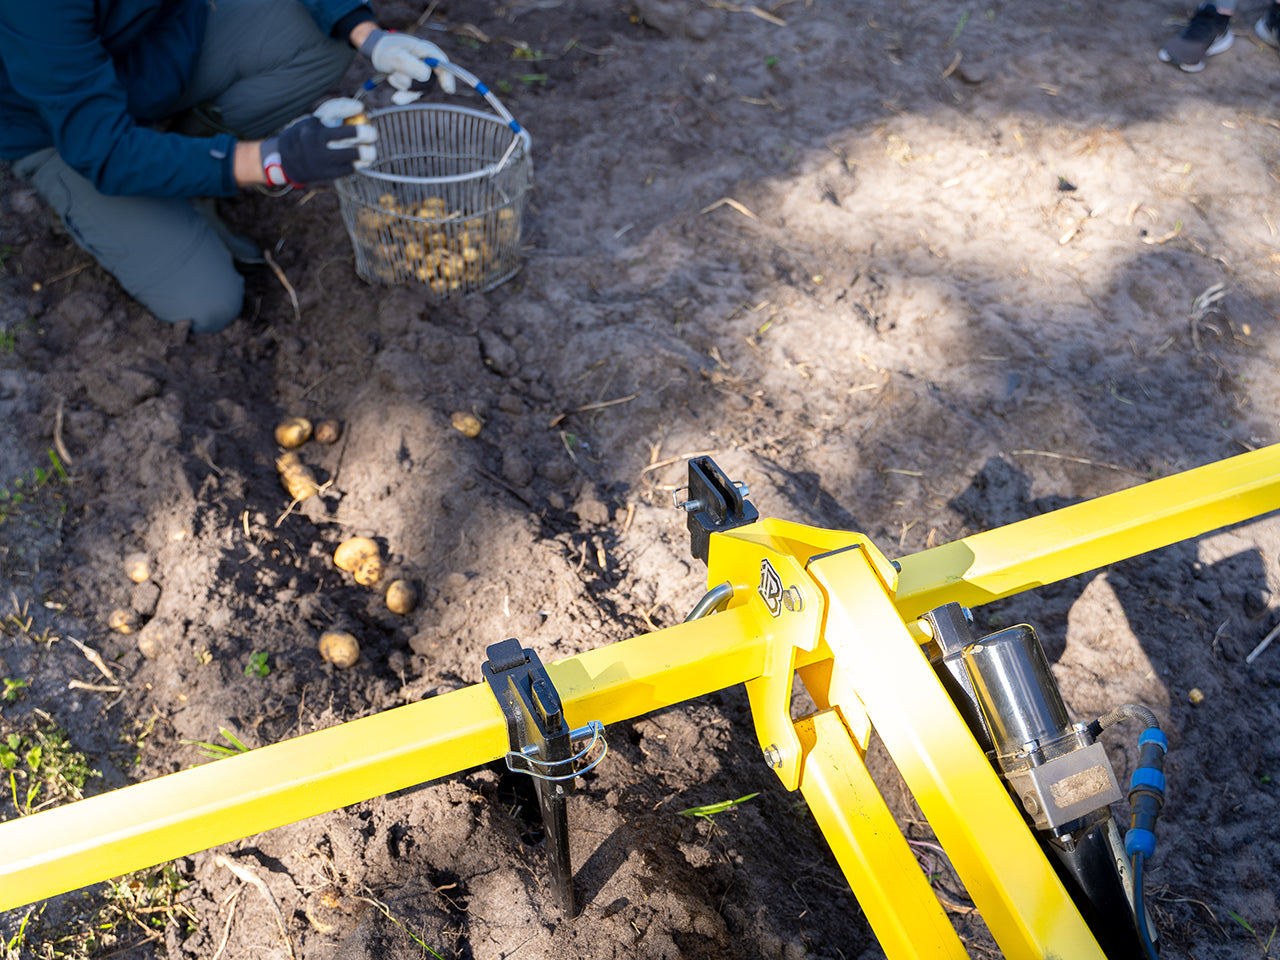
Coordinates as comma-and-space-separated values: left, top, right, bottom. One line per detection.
2, 0, 1280, 957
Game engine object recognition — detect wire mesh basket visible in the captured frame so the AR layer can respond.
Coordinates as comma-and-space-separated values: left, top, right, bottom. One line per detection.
336, 64, 532, 297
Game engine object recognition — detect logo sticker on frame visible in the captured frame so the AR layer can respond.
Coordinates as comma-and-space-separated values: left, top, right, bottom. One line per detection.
759, 559, 784, 617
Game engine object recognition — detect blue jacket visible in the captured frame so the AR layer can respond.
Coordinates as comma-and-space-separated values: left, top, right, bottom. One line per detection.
0, 1, 371, 197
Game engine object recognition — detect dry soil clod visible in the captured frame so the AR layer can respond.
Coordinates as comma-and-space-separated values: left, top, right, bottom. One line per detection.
319, 630, 360, 669
385, 579, 418, 614
123, 552, 150, 583
275, 417, 313, 449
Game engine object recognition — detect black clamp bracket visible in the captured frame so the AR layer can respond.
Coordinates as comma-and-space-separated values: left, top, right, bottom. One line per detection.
676, 456, 760, 565
482, 638, 606, 917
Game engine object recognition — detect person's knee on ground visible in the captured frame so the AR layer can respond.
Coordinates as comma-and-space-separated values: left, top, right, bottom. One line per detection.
16, 148, 247, 334
154, 270, 245, 335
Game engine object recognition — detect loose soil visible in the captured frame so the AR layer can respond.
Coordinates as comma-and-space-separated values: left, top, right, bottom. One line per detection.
2, 0, 1280, 957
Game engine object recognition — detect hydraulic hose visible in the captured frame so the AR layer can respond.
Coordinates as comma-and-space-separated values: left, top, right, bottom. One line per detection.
1125, 723, 1168, 960
1089, 702, 1159, 737
1132, 852, 1159, 960
1089, 704, 1166, 957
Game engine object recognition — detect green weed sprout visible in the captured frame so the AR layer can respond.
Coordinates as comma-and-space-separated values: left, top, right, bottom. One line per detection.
677, 792, 759, 821
1, 678, 27, 703
244, 651, 270, 678
181, 727, 250, 760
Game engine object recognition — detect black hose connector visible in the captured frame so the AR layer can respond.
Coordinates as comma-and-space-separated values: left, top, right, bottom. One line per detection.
1124, 727, 1167, 861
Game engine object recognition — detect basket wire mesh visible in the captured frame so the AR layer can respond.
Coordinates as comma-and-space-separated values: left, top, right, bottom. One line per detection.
336, 80, 531, 297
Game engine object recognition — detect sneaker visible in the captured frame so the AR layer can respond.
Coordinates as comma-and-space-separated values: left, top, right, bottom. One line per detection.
1159, 4, 1234, 71
1256, 2, 1280, 45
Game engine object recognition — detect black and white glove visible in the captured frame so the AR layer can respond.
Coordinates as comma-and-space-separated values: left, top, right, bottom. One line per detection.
360, 29, 456, 104
261, 99, 376, 188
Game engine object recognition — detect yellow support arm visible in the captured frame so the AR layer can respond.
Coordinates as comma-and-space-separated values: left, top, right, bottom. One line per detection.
0, 605, 767, 910
895, 443, 1280, 617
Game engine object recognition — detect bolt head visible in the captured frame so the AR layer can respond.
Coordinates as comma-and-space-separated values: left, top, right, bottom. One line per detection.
781, 586, 804, 613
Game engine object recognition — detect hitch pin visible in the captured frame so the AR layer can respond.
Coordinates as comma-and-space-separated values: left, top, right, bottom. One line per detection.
506, 721, 608, 782
673, 481, 749, 513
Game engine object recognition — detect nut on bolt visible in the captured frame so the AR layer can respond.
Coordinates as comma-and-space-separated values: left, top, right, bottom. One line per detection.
762, 743, 783, 768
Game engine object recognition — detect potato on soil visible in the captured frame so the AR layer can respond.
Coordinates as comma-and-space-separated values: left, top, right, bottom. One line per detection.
319, 630, 360, 669
354, 555, 385, 586
123, 552, 150, 583
451, 411, 482, 437
109, 608, 139, 634
275, 417, 313, 448
334, 536, 379, 572
276, 452, 320, 500
314, 419, 342, 444
282, 468, 319, 501
385, 579, 418, 614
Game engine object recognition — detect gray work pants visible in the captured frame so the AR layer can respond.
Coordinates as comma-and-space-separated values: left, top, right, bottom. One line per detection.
13, 0, 354, 333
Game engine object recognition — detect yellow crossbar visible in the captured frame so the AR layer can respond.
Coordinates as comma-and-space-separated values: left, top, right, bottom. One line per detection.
0, 605, 767, 910
894, 444, 1280, 617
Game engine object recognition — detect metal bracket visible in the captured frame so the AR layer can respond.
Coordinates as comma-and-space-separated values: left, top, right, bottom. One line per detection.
680, 457, 759, 565
482, 638, 579, 916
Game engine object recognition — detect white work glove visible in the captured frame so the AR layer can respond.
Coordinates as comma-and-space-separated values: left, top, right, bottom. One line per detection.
313, 98, 377, 171
312, 97, 377, 173
359, 29, 456, 105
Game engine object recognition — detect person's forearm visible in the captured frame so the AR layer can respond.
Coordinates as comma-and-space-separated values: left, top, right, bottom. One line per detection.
233, 140, 265, 186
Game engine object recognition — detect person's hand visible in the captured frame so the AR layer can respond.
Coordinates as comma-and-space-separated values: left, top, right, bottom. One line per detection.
260, 103, 376, 187
360, 29, 457, 102
313, 97, 369, 129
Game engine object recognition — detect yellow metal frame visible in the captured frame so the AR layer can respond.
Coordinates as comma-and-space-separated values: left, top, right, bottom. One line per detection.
4, 444, 1280, 958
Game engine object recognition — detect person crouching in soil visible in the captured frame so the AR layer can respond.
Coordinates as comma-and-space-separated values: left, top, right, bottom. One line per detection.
0, 1, 457, 333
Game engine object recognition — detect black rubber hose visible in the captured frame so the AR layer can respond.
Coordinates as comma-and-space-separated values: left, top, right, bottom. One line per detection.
1132, 852, 1160, 960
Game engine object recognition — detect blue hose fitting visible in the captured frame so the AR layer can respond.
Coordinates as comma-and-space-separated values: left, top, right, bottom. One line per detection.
1125, 727, 1167, 859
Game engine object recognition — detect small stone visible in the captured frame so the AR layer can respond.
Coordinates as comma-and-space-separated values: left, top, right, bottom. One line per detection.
1188, 687, 1205, 706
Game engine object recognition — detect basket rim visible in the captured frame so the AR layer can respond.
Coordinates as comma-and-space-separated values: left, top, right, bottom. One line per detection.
352, 103, 532, 187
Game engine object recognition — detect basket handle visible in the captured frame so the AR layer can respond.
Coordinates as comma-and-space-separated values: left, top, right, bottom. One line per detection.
358, 58, 532, 172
